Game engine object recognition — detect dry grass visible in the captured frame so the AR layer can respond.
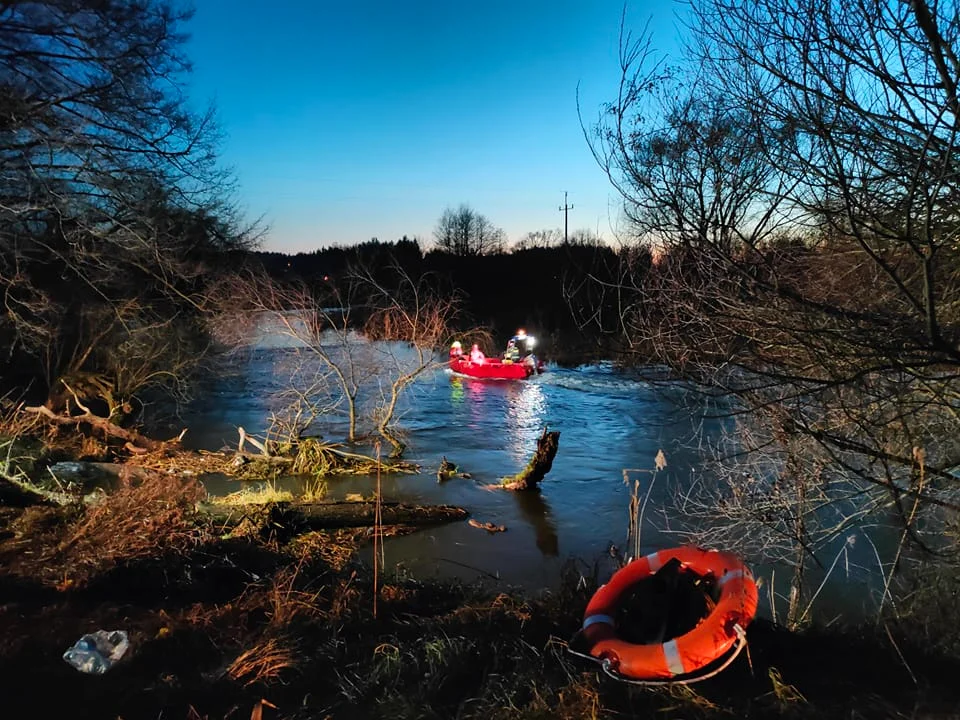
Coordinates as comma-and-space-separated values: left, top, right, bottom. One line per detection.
58, 470, 207, 577
78, 433, 109, 459
301, 477, 328, 502
264, 559, 326, 625
291, 437, 341, 476
0, 395, 41, 439
3, 499, 958, 720
292, 438, 420, 477
287, 528, 361, 571
213, 482, 294, 506
330, 570, 361, 619
552, 679, 603, 720
227, 636, 297, 686
128, 447, 244, 476
766, 667, 808, 706
490, 592, 534, 622
2, 441, 957, 720
663, 683, 722, 713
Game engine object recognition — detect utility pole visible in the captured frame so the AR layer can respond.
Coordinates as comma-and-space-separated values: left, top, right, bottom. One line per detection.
559, 191, 573, 243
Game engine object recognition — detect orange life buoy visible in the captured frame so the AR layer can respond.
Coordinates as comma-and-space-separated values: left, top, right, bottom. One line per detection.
580, 546, 758, 680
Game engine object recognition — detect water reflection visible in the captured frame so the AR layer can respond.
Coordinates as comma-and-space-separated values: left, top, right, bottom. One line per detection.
449, 376, 465, 407
505, 381, 548, 462
463, 378, 489, 429
513, 489, 559, 557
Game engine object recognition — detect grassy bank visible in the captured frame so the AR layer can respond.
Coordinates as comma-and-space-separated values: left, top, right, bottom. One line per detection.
1, 471, 958, 720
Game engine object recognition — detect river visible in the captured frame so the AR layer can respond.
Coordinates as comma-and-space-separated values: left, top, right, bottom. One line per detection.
183, 342, 888, 621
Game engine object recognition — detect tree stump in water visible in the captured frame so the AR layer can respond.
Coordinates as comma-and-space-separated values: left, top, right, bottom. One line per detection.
501, 427, 560, 491
437, 456, 471, 482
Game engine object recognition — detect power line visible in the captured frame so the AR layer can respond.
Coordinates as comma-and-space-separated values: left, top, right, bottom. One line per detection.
559, 191, 574, 243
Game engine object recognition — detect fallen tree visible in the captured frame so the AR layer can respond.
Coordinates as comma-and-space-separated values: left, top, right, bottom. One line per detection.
199, 500, 469, 534
500, 427, 561, 491
21, 403, 189, 454
235, 427, 419, 477
24, 404, 162, 450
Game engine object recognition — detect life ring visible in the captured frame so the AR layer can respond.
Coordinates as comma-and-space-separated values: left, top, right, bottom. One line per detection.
580, 546, 758, 680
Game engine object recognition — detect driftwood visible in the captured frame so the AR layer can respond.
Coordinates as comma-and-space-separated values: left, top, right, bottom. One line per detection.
235, 428, 419, 476
22, 405, 184, 451
237, 426, 272, 456
468, 518, 507, 533
501, 426, 561, 491
199, 500, 469, 532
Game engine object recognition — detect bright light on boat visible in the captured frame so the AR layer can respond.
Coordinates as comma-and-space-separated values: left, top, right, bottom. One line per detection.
526, 336, 536, 348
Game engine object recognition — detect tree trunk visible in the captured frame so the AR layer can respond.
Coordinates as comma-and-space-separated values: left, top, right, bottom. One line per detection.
198, 500, 468, 532
501, 427, 560, 491
786, 473, 807, 628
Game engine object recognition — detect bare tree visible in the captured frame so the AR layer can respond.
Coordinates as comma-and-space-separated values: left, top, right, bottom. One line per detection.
358, 263, 462, 455
0, 1, 255, 417
514, 228, 563, 250
566, 229, 604, 247
586, 0, 960, 613
433, 204, 505, 256
582, 30, 787, 255
228, 259, 461, 457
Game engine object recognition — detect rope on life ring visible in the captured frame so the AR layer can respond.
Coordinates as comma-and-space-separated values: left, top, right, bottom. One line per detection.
570, 546, 759, 684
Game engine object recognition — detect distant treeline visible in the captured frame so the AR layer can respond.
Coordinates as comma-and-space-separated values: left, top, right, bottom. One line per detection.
249, 237, 650, 363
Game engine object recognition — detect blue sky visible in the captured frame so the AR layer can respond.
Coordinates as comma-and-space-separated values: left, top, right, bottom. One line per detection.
186, 1, 687, 253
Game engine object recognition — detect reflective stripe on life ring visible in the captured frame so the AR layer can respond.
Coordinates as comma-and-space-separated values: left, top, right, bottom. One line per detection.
579, 546, 758, 680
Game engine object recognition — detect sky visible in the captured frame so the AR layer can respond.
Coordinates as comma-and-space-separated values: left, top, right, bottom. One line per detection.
185, 1, 688, 253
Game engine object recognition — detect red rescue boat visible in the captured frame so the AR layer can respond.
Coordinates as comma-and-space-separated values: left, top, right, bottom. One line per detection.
449, 355, 539, 380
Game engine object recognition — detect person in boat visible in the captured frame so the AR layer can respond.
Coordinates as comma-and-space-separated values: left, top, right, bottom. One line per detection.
449, 340, 463, 360
503, 339, 520, 362
470, 343, 486, 364
509, 328, 535, 357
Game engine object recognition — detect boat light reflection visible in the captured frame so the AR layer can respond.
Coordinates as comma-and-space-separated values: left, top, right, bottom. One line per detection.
506, 381, 547, 462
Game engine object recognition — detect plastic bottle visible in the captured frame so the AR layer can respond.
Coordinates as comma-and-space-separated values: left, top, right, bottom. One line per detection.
62, 630, 130, 674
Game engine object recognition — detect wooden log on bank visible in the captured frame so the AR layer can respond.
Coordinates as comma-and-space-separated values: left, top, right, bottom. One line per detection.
198, 500, 469, 532
22, 405, 180, 451
501, 426, 561, 491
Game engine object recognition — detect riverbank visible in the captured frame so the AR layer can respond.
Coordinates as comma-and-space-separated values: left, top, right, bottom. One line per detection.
1, 470, 958, 719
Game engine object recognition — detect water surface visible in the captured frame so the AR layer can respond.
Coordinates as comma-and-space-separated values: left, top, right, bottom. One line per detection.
185, 346, 889, 620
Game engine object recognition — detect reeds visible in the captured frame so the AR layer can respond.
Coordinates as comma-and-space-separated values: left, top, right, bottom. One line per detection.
623, 449, 667, 560
227, 636, 297, 686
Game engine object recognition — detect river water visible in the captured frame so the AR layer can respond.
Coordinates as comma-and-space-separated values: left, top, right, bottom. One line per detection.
183, 341, 887, 621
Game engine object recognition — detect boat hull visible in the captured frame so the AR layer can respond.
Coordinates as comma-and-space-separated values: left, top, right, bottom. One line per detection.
450, 356, 535, 380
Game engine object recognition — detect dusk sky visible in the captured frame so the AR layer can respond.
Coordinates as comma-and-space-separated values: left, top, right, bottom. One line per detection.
186, 1, 687, 253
